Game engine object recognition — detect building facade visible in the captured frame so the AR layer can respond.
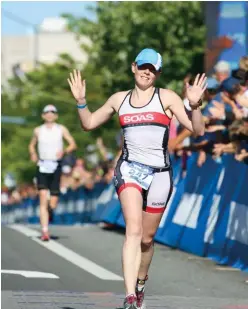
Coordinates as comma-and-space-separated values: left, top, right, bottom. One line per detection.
1, 18, 90, 83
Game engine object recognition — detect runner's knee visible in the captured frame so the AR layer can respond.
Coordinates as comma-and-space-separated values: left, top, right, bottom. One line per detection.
125, 223, 143, 240
141, 236, 154, 250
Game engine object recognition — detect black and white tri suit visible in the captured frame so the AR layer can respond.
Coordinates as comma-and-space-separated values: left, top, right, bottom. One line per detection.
114, 88, 173, 214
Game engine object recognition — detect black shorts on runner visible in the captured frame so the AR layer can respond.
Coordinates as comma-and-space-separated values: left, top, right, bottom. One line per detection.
114, 159, 173, 214
36, 163, 62, 196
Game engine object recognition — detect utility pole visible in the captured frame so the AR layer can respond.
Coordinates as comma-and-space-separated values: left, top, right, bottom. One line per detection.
2, 8, 39, 68
1, 9, 38, 123
33, 25, 39, 67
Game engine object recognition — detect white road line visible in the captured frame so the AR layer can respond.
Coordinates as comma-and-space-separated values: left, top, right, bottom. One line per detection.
1, 270, 59, 279
9, 224, 123, 281
215, 266, 240, 272
10, 224, 40, 237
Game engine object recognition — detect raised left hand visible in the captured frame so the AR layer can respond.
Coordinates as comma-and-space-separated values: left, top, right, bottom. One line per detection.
186, 73, 207, 108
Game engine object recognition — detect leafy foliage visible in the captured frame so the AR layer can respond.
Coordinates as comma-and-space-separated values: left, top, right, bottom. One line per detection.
2, 54, 109, 182
65, 2, 206, 93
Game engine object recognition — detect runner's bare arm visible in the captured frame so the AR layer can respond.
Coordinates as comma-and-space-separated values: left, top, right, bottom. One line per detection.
67, 70, 124, 131
160, 89, 205, 136
61, 126, 77, 153
77, 93, 120, 131
29, 127, 39, 162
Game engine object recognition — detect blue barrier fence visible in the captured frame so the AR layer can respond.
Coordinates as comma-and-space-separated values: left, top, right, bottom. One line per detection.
2, 154, 248, 271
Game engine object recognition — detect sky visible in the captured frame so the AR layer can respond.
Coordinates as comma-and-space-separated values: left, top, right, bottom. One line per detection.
1, 1, 96, 35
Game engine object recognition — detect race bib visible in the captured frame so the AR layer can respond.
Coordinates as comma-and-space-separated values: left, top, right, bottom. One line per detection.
122, 161, 154, 190
38, 160, 58, 174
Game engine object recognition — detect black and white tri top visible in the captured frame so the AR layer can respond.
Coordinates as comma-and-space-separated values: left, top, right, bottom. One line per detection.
118, 88, 171, 168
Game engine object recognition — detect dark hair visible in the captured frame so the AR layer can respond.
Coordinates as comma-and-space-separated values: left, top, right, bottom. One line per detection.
230, 84, 241, 96
232, 68, 248, 86
220, 77, 241, 96
207, 88, 219, 95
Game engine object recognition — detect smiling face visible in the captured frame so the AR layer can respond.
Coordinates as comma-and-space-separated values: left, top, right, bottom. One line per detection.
132, 63, 160, 90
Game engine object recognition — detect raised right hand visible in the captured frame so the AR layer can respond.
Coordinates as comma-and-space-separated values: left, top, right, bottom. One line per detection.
67, 70, 86, 104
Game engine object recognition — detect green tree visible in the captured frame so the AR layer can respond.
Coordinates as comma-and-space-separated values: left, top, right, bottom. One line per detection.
64, 1, 206, 94
1, 54, 116, 183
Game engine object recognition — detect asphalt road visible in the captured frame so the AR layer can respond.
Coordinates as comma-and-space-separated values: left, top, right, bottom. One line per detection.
1, 224, 248, 309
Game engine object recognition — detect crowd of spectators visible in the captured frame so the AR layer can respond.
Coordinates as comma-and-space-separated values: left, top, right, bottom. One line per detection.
2, 56, 248, 206
168, 55, 248, 170
59, 137, 119, 194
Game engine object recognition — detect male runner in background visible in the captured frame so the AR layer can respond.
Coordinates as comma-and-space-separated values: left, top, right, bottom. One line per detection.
29, 104, 77, 241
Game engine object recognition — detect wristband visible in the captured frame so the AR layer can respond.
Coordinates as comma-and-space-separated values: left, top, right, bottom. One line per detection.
77, 103, 87, 109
